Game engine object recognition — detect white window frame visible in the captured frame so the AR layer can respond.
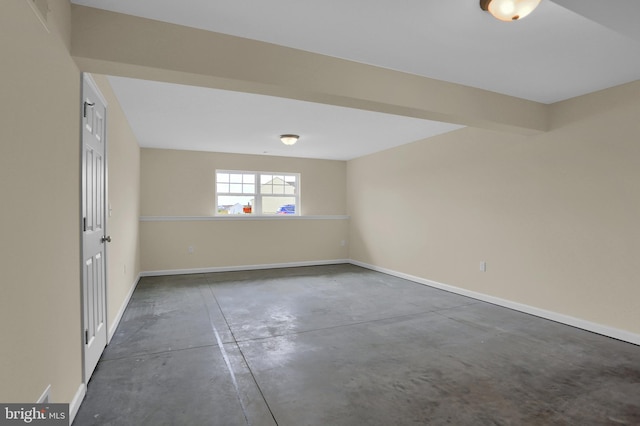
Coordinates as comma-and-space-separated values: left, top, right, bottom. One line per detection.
215, 169, 301, 216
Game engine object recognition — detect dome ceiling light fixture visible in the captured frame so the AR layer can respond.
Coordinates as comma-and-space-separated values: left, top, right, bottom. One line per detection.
280, 134, 299, 146
480, 0, 542, 22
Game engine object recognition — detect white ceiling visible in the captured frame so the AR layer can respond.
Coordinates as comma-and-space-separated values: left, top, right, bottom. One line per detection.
73, 0, 640, 160
106, 76, 463, 160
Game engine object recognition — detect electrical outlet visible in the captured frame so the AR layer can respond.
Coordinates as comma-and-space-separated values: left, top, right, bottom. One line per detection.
340, 240, 346, 247
480, 261, 487, 272
188, 246, 194, 254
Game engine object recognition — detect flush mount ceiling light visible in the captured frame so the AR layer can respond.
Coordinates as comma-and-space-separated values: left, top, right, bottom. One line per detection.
280, 134, 299, 146
480, 0, 542, 21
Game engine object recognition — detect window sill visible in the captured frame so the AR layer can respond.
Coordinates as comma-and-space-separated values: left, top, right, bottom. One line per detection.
140, 215, 349, 222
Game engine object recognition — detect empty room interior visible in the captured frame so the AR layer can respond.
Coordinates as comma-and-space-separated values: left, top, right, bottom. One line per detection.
1, 0, 639, 424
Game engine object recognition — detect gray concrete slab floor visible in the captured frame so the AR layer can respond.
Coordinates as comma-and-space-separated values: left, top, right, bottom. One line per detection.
74, 264, 640, 425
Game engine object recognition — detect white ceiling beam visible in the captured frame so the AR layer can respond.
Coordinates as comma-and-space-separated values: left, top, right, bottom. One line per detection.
551, 0, 640, 42
71, 5, 548, 135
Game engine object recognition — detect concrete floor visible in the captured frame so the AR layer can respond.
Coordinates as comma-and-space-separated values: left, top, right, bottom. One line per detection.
74, 264, 640, 425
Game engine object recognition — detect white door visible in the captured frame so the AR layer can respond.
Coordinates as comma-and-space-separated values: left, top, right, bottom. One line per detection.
81, 74, 108, 382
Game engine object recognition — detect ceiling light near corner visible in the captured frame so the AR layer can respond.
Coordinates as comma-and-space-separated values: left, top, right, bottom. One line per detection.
480, 0, 541, 21
280, 134, 299, 146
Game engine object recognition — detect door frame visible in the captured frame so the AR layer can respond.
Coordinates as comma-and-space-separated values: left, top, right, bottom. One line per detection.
80, 72, 109, 384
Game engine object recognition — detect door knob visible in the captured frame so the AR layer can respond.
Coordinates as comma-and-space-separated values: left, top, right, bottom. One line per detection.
101, 235, 111, 243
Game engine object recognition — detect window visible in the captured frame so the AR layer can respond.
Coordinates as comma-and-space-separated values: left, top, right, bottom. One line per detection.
216, 170, 300, 216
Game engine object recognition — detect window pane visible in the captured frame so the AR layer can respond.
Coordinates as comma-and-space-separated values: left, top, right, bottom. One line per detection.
272, 184, 285, 195
216, 170, 299, 216
284, 183, 295, 194
262, 196, 296, 215
217, 196, 254, 215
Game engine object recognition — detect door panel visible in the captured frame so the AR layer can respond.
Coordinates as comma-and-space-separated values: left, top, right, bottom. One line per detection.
82, 74, 108, 382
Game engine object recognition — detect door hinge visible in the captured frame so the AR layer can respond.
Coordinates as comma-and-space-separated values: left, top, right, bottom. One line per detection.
83, 217, 87, 232
84, 329, 89, 344
83, 101, 94, 118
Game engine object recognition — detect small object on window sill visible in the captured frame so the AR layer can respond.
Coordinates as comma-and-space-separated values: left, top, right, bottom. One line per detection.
243, 203, 252, 214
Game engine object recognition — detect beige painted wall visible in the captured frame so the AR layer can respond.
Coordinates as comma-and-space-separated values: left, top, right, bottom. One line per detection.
0, 2, 142, 407
91, 74, 141, 336
0, 0, 81, 403
140, 149, 348, 271
141, 149, 346, 216
348, 80, 640, 335
141, 219, 348, 271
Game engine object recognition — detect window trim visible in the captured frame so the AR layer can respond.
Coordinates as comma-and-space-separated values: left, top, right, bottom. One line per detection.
215, 169, 301, 216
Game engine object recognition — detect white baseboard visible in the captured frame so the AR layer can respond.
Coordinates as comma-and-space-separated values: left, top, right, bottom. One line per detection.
350, 260, 640, 346
37, 384, 51, 403
141, 259, 350, 277
69, 382, 86, 425
70, 276, 140, 423
108, 273, 141, 343
138, 258, 638, 346
70, 276, 139, 424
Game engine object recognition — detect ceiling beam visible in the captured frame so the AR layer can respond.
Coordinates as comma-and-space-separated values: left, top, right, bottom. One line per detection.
71, 5, 548, 135
551, 0, 640, 43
